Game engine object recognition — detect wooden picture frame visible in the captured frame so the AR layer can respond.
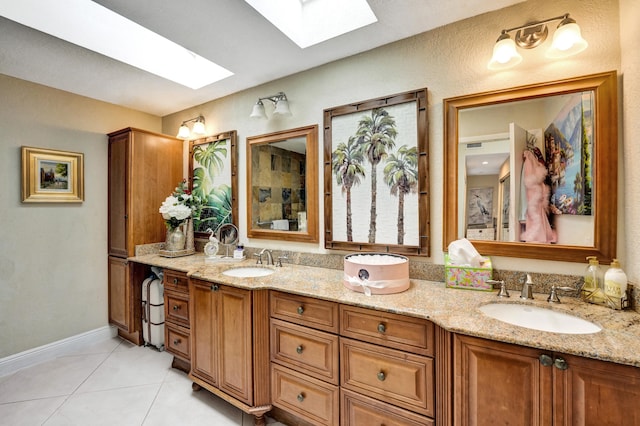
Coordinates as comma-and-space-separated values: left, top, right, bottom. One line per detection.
21, 146, 84, 203
188, 130, 238, 238
323, 89, 429, 256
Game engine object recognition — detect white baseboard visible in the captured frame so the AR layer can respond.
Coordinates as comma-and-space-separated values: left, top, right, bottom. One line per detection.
0, 325, 118, 377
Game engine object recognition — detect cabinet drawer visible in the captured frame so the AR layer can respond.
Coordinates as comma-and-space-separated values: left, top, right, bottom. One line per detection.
340, 305, 434, 356
271, 364, 339, 426
271, 318, 339, 385
164, 270, 188, 293
340, 338, 434, 417
165, 322, 190, 361
165, 289, 190, 326
341, 388, 434, 426
270, 291, 339, 333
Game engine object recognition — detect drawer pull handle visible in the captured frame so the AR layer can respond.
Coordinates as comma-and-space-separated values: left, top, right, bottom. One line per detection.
539, 354, 553, 367
173, 339, 181, 345
377, 323, 386, 333
377, 371, 386, 381
554, 357, 568, 370
297, 306, 304, 315
173, 278, 178, 284
173, 305, 180, 310
297, 393, 305, 402
211, 284, 219, 291
296, 345, 304, 354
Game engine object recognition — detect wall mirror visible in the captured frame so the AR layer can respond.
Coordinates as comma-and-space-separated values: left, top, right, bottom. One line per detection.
443, 71, 617, 263
246, 125, 319, 242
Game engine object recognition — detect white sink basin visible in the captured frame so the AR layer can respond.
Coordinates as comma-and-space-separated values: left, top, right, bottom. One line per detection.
222, 267, 274, 278
478, 303, 601, 334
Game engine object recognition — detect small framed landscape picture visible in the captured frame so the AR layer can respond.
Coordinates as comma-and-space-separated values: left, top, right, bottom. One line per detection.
21, 146, 84, 203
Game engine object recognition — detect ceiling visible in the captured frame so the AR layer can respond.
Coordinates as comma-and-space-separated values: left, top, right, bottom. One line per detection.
0, 0, 521, 117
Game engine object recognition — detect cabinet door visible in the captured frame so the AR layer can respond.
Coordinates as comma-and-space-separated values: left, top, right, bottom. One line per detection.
454, 334, 553, 426
190, 280, 218, 386
108, 133, 128, 257
108, 256, 131, 331
554, 353, 640, 426
218, 285, 253, 405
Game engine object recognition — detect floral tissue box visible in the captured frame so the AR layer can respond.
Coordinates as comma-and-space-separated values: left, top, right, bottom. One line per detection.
444, 254, 493, 291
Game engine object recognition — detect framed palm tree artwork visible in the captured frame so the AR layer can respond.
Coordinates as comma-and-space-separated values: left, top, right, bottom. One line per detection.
189, 130, 238, 238
323, 89, 429, 256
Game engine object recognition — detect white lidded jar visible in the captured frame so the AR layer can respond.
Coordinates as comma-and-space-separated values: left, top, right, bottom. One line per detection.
604, 259, 627, 309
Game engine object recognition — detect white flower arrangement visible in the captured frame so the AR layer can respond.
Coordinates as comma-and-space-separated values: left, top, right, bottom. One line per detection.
159, 180, 204, 231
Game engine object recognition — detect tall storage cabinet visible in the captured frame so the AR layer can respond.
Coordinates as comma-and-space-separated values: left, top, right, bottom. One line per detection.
107, 128, 183, 343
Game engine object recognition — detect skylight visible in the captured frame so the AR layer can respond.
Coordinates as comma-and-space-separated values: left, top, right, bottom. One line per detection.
0, 0, 233, 89
244, 0, 377, 48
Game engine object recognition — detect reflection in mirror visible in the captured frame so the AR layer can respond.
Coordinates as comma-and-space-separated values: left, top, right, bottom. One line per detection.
459, 93, 596, 246
247, 125, 318, 242
444, 71, 618, 263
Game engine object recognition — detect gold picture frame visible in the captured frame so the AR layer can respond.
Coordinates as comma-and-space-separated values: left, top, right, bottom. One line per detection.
21, 146, 84, 203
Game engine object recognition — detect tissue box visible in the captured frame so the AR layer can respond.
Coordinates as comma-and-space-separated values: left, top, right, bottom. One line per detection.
444, 254, 493, 291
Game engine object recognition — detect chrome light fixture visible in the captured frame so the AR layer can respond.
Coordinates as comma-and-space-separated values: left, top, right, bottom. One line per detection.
176, 115, 206, 139
488, 13, 588, 70
250, 92, 291, 119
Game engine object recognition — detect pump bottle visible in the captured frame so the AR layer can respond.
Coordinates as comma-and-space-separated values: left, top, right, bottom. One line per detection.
583, 256, 604, 303
604, 259, 627, 309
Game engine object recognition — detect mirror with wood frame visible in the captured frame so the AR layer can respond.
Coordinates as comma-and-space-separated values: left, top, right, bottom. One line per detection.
246, 125, 318, 242
443, 71, 617, 263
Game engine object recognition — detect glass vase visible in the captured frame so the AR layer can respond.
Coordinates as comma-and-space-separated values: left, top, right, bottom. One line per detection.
166, 226, 186, 251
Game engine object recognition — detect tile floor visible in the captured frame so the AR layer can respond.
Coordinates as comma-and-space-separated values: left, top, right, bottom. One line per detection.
0, 337, 286, 426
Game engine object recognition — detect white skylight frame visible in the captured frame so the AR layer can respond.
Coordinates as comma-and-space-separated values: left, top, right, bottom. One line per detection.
0, 0, 233, 89
244, 0, 377, 48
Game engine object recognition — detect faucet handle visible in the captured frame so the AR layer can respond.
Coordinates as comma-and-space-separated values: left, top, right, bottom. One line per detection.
254, 253, 263, 265
276, 255, 289, 267
547, 284, 580, 303
487, 280, 510, 297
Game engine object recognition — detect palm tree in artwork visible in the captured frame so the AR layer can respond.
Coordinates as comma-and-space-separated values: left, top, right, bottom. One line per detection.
355, 108, 397, 243
332, 136, 366, 242
383, 145, 418, 245
192, 140, 228, 231
192, 140, 227, 200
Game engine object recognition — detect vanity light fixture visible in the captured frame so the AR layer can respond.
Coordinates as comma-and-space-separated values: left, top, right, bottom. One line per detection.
250, 92, 292, 119
176, 115, 206, 139
488, 13, 588, 70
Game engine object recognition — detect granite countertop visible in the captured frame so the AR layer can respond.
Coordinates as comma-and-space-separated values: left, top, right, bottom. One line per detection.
130, 253, 640, 368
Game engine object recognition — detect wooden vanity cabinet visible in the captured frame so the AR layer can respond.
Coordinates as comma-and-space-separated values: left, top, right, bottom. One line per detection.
163, 269, 190, 372
107, 128, 182, 344
454, 334, 640, 425
339, 305, 436, 425
268, 292, 437, 426
269, 291, 340, 426
189, 278, 271, 426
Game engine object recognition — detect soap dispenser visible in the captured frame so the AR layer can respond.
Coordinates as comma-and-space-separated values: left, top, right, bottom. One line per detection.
583, 256, 604, 303
204, 228, 219, 258
604, 259, 627, 309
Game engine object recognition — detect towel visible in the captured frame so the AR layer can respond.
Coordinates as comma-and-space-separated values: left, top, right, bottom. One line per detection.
271, 219, 289, 230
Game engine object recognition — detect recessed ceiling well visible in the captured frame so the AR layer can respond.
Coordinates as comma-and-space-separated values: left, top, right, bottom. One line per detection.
0, 0, 524, 116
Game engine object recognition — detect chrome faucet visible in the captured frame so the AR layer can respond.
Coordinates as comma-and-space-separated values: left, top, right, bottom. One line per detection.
259, 248, 274, 265
520, 274, 534, 300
